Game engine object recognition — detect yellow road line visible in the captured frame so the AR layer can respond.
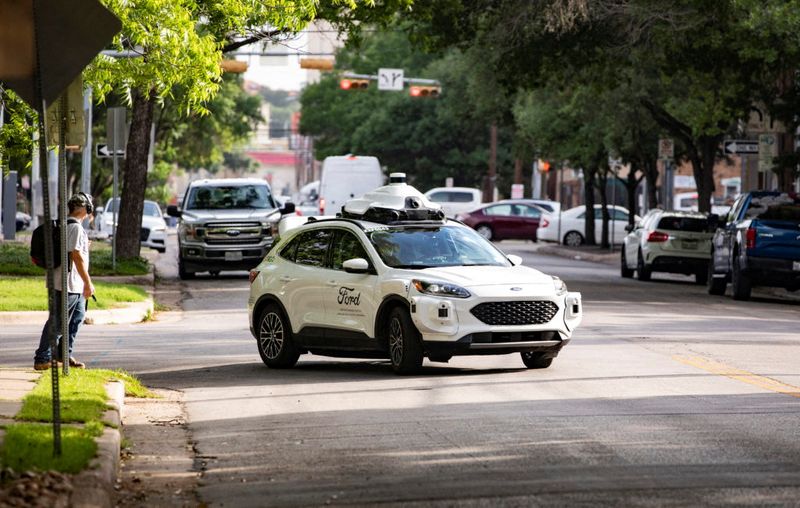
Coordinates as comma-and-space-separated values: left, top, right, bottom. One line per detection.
673, 354, 800, 399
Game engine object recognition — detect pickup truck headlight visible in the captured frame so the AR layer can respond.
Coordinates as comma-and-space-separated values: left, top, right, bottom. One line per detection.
412, 279, 471, 298
552, 276, 567, 296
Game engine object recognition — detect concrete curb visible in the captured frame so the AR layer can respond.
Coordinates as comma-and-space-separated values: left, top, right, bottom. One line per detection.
534, 243, 618, 265
0, 298, 153, 326
70, 380, 124, 508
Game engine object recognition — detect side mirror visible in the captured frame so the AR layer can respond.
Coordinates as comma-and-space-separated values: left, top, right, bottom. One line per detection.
166, 205, 182, 218
280, 202, 296, 215
624, 224, 635, 233
343, 258, 370, 274
707, 213, 720, 232
507, 254, 523, 266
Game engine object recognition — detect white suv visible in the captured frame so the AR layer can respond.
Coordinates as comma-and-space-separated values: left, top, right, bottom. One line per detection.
248, 175, 583, 374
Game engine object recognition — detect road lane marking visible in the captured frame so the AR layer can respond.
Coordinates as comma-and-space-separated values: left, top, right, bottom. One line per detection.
673, 355, 800, 399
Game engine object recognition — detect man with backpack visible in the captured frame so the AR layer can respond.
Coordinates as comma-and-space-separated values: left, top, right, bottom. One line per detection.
33, 192, 96, 371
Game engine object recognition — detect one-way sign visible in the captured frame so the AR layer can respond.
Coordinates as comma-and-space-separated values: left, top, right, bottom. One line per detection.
96, 144, 125, 158
723, 140, 759, 155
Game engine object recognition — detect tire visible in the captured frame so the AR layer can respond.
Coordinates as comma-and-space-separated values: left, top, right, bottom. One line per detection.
475, 224, 493, 241
732, 255, 752, 301
636, 250, 651, 281
563, 231, 583, 247
707, 258, 726, 295
156, 248, 166, 254
694, 269, 708, 285
387, 307, 424, 375
178, 258, 195, 280
620, 249, 634, 278
256, 304, 299, 368
521, 352, 553, 369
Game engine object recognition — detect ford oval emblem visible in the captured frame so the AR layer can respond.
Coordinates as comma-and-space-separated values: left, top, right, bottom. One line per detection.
510, 287, 523, 291
226, 229, 241, 236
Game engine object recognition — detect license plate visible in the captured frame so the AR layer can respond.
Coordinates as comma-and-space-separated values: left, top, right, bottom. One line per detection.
794, 261, 800, 271
225, 251, 243, 261
682, 240, 698, 250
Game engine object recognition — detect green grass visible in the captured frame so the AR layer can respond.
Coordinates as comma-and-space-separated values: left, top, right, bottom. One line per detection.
1, 423, 102, 474
0, 241, 149, 276
0, 277, 148, 311
0, 369, 155, 473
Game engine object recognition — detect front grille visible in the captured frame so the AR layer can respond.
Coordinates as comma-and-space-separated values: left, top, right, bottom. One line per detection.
202, 221, 264, 245
140, 228, 150, 241
470, 300, 558, 326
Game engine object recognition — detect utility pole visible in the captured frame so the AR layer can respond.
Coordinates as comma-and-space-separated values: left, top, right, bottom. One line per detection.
484, 122, 497, 203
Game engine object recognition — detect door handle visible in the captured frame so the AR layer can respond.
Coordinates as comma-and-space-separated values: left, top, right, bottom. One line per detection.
279, 276, 294, 283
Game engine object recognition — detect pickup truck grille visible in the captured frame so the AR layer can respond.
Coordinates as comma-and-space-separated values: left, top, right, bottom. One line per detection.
471, 300, 558, 326
201, 222, 265, 245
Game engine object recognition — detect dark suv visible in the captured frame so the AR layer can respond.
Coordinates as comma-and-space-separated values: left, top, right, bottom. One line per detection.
708, 191, 800, 300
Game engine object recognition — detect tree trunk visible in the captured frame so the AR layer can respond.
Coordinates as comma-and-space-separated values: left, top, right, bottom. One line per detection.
583, 169, 596, 246
117, 90, 155, 259
620, 167, 643, 225
644, 158, 659, 209
692, 134, 721, 214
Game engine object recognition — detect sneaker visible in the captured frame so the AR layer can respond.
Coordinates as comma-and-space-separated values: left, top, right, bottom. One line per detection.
33, 362, 51, 371
68, 357, 86, 369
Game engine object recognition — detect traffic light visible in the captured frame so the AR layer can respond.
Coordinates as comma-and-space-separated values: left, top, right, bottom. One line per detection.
539, 160, 551, 173
340, 78, 370, 90
409, 85, 441, 98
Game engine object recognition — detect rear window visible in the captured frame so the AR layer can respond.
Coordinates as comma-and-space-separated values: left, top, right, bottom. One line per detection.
745, 194, 800, 222
657, 216, 708, 232
450, 192, 477, 203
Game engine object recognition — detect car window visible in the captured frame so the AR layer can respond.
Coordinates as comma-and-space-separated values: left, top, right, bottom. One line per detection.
294, 230, 332, 267
484, 204, 512, 216
279, 237, 299, 261
331, 230, 371, 270
657, 216, 708, 232
369, 225, 510, 269
451, 192, 476, 203
521, 205, 541, 218
186, 185, 275, 210
727, 196, 745, 223
427, 192, 449, 202
576, 212, 585, 219
143, 202, 161, 217
534, 203, 554, 213
611, 209, 628, 220
744, 194, 800, 221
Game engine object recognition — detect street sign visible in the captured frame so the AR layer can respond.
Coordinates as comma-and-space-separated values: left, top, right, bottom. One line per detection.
511, 183, 524, 199
96, 144, 125, 158
723, 140, 759, 155
106, 107, 128, 152
658, 138, 674, 159
378, 68, 404, 91
758, 133, 778, 173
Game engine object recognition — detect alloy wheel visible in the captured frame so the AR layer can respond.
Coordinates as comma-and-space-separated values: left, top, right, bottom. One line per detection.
389, 317, 404, 365
259, 312, 284, 360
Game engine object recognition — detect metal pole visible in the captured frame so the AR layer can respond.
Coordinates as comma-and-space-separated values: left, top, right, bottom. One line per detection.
58, 96, 70, 376
557, 165, 563, 244
611, 170, 616, 251
112, 129, 118, 271
81, 87, 92, 195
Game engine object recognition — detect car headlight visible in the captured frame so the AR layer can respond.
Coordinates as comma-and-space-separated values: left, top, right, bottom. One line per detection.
412, 279, 471, 298
552, 276, 567, 296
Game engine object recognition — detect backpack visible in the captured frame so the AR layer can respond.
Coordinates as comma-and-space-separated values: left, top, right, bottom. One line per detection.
30, 218, 79, 269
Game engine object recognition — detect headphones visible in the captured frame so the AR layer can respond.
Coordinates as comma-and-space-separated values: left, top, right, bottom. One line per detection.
69, 192, 94, 214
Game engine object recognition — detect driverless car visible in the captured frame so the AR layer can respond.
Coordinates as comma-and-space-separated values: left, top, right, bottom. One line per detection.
248, 174, 583, 374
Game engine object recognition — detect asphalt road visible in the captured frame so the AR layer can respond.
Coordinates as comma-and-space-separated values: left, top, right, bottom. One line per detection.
2, 238, 799, 506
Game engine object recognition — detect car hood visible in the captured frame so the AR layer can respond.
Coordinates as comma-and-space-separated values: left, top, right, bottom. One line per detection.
412, 265, 554, 289
180, 209, 280, 223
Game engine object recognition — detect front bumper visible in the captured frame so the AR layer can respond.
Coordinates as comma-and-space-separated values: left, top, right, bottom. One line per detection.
180, 239, 273, 271
409, 291, 582, 356
142, 228, 167, 250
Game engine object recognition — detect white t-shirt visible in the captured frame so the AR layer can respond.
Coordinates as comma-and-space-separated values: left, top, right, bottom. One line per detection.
53, 220, 89, 294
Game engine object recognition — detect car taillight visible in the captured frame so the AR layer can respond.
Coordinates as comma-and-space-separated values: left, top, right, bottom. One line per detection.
319, 197, 325, 215
249, 270, 260, 285
647, 231, 669, 242
541, 218, 549, 228
746, 227, 756, 249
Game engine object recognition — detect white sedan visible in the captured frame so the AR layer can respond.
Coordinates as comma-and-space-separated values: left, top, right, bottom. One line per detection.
537, 205, 638, 246
95, 199, 168, 253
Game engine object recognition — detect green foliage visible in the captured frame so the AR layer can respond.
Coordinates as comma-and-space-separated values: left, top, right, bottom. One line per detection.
0, 241, 149, 277
1, 424, 99, 474
145, 161, 178, 203
0, 277, 148, 311
0, 89, 35, 176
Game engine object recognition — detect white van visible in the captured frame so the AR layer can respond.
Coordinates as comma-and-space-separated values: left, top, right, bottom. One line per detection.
318, 155, 383, 215
423, 187, 483, 218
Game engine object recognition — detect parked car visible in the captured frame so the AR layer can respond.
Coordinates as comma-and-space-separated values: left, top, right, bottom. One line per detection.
507, 198, 561, 215
537, 205, 637, 246
621, 209, 712, 283
167, 178, 292, 279
318, 155, 383, 215
293, 180, 319, 217
16, 211, 31, 231
248, 173, 582, 374
424, 187, 483, 218
707, 191, 800, 300
456, 201, 546, 241
95, 198, 168, 253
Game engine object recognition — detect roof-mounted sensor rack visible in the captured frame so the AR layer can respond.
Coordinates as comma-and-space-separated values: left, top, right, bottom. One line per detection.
340, 173, 446, 224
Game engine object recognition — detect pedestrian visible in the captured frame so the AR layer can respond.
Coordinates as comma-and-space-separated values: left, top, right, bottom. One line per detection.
33, 192, 95, 370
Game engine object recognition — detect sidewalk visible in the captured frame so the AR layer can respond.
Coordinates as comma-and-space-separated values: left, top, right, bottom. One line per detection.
0, 368, 124, 507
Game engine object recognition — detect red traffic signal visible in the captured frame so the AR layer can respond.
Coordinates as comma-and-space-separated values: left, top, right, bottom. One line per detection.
409, 85, 441, 98
340, 78, 370, 90
539, 160, 551, 173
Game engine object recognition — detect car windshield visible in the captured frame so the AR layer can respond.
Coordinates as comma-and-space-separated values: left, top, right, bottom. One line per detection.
186, 185, 275, 210
143, 202, 161, 217
368, 225, 510, 269
657, 216, 707, 232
